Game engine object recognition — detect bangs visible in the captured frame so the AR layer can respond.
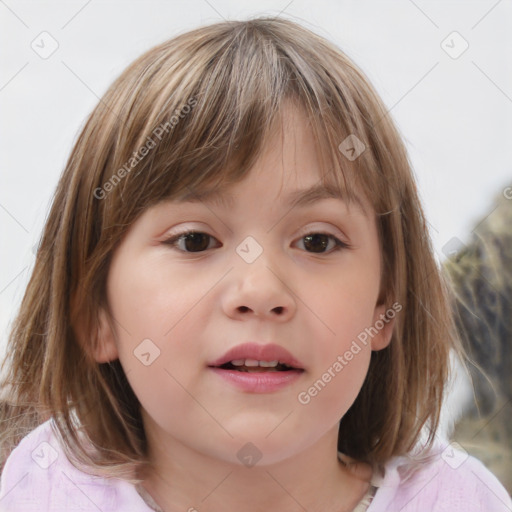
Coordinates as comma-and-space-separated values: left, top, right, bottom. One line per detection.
94, 18, 385, 230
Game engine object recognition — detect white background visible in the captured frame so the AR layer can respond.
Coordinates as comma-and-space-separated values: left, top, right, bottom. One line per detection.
1, 0, 511, 410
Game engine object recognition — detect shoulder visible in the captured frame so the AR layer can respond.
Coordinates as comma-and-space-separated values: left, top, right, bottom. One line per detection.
368, 442, 512, 511
0, 419, 151, 512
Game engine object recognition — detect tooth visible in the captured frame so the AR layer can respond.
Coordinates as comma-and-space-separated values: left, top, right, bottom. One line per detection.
229, 359, 281, 368
259, 360, 278, 367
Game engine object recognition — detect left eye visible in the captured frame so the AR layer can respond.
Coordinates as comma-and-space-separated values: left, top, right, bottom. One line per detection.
295, 233, 349, 254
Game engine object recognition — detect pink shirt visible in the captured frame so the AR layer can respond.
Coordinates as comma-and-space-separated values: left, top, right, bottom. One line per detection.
1, 419, 511, 511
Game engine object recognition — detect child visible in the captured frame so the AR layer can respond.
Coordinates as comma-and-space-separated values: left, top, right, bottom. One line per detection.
0, 17, 510, 512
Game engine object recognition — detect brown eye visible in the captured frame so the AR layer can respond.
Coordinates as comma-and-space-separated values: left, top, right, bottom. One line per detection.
297, 233, 349, 254
164, 232, 219, 252
182, 233, 210, 252
303, 234, 330, 253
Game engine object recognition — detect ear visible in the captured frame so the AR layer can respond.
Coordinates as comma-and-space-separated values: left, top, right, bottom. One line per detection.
370, 303, 396, 351
91, 307, 119, 363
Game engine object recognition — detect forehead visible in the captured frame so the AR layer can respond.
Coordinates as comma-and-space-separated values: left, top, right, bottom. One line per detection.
173, 103, 371, 215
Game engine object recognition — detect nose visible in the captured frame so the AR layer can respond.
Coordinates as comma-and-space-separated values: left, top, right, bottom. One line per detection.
222, 258, 297, 322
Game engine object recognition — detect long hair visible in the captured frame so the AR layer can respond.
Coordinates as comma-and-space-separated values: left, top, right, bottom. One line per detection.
0, 17, 461, 479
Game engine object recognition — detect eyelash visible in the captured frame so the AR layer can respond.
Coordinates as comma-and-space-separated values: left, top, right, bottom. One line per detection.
162, 230, 351, 254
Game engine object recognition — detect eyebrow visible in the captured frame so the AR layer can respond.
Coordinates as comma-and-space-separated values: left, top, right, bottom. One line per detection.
180, 183, 359, 210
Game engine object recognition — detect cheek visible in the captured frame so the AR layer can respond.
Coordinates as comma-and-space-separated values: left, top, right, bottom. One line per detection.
105, 256, 210, 407
106, 253, 208, 343
305, 267, 380, 344
292, 265, 377, 415
296, 337, 371, 427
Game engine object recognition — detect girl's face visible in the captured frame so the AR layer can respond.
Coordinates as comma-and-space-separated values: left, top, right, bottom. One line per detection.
96, 106, 393, 466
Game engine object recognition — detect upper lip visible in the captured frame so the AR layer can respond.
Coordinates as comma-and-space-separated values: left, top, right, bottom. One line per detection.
208, 342, 304, 369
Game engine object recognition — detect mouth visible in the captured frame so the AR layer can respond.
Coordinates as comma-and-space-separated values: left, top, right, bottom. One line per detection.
207, 342, 305, 372
208, 358, 304, 393
211, 360, 304, 373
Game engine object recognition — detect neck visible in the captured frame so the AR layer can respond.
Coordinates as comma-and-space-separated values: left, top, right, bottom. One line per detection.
138, 417, 372, 512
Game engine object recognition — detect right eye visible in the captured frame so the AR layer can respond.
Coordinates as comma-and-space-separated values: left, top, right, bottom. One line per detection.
162, 231, 221, 253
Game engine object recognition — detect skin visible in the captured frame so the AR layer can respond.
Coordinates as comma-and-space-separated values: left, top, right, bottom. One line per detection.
95, 105, 394, 512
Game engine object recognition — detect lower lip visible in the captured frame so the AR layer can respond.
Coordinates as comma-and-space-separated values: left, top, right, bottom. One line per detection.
208, 367, 304, 393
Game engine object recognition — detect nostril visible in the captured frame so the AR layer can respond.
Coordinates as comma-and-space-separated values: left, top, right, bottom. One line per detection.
236, 306, 284, 314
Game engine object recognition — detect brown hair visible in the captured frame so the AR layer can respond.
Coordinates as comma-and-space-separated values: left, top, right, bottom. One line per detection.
0, 16, 462, 479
